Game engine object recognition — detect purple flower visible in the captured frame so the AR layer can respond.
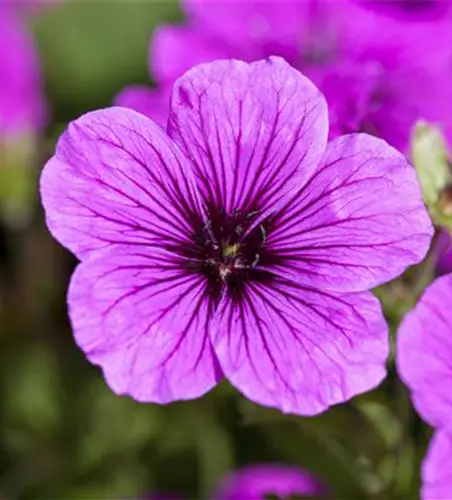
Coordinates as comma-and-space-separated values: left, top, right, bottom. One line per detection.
422, 430, 452, 500
116, 0, 452, 153
397, 275, 452, 498
355, 0, 452, 21
41, 57, 432, 415
0, 3, 46, 138
397, 274, 452, 429
434, 230, 452, 276
214, 464, 327, 500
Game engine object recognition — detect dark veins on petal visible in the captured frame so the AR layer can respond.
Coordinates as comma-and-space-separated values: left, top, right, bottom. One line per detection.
165, 200, 282, 306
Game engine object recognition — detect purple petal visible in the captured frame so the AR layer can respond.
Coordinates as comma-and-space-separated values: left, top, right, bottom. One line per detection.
434, 230, 452, 276
397, 275, 452, 430
267, 134, 432, 293
68, 246, 221, 403
0, 5, 46, 136
422, 431, 452, 500
212, 279, 388, 416
182, 0, 308, 63
151, 25, 236, 87
168, 56, 328, 216
114, 85, 170, 129
40, 107, 202, 260
214, 464, 327, 500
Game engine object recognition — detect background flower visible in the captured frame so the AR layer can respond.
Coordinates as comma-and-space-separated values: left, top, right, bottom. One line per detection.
116, 0, 452, 153
397, 274, 452, 498
0, 3, 46, 138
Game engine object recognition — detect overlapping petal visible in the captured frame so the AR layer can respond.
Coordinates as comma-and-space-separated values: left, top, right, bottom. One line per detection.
151, 25, 235, 87
267, 134, 432, 292
212, 280, 388, 416
114, 86, 170, 129
168, 57, 328, 217
214, 464, 326, 500
68, 246, 221, 403
422, 431, 452, 500
397, 275, 452, 430
40, 107, 201, 260
182, 0, 308, 63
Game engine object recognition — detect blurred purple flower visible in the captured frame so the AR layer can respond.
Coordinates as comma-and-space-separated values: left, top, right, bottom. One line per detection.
356, 0, 452, 21
0, 3, 46, 138
41, 57, 432, 415
116, 0, 452, 153
397, 275, 452, 499
434, 230, 452, 276
422, 430, 452, 500
214, 464, 327, 500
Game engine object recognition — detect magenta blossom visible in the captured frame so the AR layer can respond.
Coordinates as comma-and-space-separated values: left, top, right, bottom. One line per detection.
41, 58, 432, 415
214, 464, 327, 500
116, 0, 452, 153
434, 230, 452, 276
356, 0, 452, 21
0, 3, 46, 138
397, 275, 452, 499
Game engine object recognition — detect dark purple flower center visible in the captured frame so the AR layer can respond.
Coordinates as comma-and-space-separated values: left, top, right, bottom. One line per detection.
182, 206, 279, 304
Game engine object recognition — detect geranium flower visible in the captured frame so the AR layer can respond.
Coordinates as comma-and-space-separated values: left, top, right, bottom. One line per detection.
116, 0, 452, 153
41, 57, 432, 415
397, 274, 452, 499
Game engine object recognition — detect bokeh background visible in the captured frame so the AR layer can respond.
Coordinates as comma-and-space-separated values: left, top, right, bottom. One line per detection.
0, 1, 433, 499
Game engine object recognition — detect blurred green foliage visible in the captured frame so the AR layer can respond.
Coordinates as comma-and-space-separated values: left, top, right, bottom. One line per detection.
0, 1, 435, 499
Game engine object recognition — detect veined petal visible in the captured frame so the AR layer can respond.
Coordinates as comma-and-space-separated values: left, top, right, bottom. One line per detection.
114, 85, 170, 129
422, 431, 452, 500
267, 134, 432, 292
40, 107, 201, 260
397, 275, 452, 430
68, 246, 221, 403
212, 279, 388, 416
168, 57, 328, 218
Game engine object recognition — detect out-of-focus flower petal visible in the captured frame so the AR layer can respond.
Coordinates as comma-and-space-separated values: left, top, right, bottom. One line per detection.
397, 274, 452, 429
151, 25, 235, 86
422, 431, 452, 500
182, 0, 308, 63
212, 282, 388, 416
114, 86, 170, 130
68, 245, 222, 403
0, 5, 46, 135
267, 133, 433, 292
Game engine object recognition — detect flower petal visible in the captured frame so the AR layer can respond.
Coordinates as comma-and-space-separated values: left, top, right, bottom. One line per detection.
267, 133, 433, 292
422, 431, 452, 500
68, 246, 221, 403
40, 107, 201, 260
0, 5, 46, 135
396, 274, 452, 429
151, 25, 235, 86
114, 85, 170, 129
214, 464, 327, 500
212, 278, 388, 416
182, 0, 308, 63
168, 57, 328, 217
